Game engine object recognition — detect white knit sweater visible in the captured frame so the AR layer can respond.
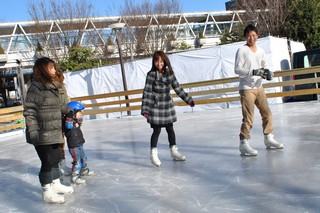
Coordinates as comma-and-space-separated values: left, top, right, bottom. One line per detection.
234, 45, 269, 90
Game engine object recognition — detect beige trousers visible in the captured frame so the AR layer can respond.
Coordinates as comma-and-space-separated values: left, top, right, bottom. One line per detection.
239, 87, 273, 140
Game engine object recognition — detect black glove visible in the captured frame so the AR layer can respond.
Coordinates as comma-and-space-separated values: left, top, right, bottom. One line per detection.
189, 100, 195, 107
252, 68, 265, 77
29, 130, 39, 143
262, 69, 273, 81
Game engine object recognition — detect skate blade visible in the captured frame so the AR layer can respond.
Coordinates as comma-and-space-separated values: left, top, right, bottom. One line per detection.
240, 153, 257, 157
72, 182, 87, 186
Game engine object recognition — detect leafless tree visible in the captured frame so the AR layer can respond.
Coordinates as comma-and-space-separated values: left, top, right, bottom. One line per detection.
28, 0, 96, 60
235, 0, 289, 38
119, 0, 181, 57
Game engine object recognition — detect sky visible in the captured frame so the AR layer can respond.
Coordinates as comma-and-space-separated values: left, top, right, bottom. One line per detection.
0, 0, 228, 22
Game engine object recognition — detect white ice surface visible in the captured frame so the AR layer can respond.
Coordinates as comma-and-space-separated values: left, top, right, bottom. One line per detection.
0, 101, 320, 213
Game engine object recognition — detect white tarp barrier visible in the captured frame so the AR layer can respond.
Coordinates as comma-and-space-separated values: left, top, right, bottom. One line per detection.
64, 36, 306, 120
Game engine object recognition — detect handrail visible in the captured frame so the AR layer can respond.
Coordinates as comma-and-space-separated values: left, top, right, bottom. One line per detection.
0, 105, 25, 133
71, 66, 320, 115
1, 66, 319, 132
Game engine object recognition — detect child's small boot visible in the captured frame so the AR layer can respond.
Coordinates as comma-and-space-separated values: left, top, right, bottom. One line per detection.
170, 145, 186, 161
71, 171, 86, 185
150, 147, 161, 167
81, 167, 95, 176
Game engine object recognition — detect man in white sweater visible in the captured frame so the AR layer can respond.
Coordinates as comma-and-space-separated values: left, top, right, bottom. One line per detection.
234, 24, 284, 156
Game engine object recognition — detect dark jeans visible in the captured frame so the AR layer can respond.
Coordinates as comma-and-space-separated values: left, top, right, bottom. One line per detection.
68, 145, 88, 174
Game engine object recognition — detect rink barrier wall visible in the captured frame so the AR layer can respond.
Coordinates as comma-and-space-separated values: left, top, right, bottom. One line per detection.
0, 105, 25, 133
69, 66, 320, 116
0, 66, 319, 133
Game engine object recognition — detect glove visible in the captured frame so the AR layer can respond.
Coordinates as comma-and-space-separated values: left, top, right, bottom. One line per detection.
262, 69, 274, 81
143, 113, 149, 118
29, 130, 39, 143
252, 68, 265, 77
189, 100, 195, 107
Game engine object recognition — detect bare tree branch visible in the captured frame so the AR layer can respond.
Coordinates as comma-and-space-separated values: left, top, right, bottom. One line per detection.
28, 0, 96, 60
235, 0, 289, 37
119, 0, 181, 57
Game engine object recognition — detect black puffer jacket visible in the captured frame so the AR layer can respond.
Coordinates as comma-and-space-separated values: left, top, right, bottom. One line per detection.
23, 79, 70, 145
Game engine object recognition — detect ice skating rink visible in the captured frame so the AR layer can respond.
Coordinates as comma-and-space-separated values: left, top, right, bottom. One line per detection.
0, 101, 319, 213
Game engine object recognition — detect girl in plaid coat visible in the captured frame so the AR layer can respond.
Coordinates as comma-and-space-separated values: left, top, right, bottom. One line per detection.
141, 51, 195, 167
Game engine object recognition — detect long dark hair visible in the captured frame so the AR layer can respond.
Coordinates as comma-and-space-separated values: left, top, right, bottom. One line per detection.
33, 57, 64, 85
151, 51, 174, 75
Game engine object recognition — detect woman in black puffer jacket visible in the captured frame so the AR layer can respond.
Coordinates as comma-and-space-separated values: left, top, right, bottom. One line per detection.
23, 57, 74, 204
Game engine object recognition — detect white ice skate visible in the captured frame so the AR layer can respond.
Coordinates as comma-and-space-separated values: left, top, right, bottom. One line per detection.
52, 178, 74, 195
42, 184, 65, 204
170, 145, 186, 161
150, 148, 161, 167
239, 139, 258, 156
264, 133, 284, 149
71, 173, 86, 185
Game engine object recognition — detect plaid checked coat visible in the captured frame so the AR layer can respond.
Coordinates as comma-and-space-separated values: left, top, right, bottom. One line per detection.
141, 69, 193, 126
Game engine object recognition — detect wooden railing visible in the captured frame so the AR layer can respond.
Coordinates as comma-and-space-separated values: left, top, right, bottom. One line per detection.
70, 66, 320, 115
0, 105, 25, 133
1, 66, 319, 133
